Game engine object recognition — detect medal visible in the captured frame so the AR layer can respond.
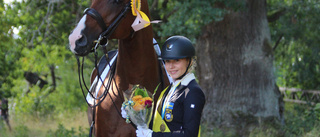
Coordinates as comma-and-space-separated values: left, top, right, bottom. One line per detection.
164, 102, 174, 122
160, 123, 166, 132
164, 108, 173, 122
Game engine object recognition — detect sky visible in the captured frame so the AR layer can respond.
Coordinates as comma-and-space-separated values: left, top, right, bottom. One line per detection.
4, 0, 13, 4
3, 0, 22, 36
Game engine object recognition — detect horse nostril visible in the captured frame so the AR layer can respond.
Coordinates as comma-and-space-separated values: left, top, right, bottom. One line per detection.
74, 33, 91, 56
76, 34, 88, 47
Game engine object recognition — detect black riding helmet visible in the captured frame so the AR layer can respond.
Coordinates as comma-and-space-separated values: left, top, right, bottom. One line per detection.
161, 36, 195, 80
161, 36, 195, 60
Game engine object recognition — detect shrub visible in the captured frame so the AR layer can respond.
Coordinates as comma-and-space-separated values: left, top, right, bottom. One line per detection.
46, 124, 88, 137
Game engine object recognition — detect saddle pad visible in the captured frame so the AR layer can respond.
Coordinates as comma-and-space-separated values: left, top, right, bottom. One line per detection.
86, 50, 118, 105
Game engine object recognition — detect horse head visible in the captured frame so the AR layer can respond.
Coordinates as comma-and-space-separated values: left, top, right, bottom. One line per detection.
69, 0, 135, 56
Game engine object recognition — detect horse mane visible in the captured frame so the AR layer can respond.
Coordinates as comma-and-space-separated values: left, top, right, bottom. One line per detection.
115, 0, 167, 94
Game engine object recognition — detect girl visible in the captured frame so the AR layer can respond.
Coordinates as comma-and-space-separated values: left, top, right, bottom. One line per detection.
136, 36, 206, 137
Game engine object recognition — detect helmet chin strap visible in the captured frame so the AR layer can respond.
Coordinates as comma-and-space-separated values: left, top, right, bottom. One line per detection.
176, 58, 192, 80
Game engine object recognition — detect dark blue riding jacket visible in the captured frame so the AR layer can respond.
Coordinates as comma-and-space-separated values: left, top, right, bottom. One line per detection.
150, 73, 206, 137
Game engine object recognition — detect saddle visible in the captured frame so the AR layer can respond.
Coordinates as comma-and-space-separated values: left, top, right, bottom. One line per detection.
96, 49, 118, 75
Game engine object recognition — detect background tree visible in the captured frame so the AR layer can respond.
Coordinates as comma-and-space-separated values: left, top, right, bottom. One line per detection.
268, 0, 320, 90
149, 0, 283, 134
0, 0, 20, 98
1, 0, 91, 117
195, 0, 282, 134
149, 0, 319, 134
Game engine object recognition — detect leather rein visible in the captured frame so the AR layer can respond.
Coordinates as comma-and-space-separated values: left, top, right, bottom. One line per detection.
77, 1, 130, 110
76, 3, 135, 137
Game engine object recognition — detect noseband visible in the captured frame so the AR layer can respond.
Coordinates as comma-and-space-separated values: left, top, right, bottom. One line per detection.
84, 3, 131, 47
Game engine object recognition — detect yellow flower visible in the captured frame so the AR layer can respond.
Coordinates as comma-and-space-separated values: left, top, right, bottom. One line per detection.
133, 104, 144, 111
132, 95, 143, 102
136, 99, 145, 105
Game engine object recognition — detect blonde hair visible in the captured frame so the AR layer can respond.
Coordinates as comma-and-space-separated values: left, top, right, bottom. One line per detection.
187, 57, 197, 73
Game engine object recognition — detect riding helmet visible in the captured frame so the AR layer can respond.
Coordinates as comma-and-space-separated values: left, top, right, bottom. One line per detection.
161, 36, 195, 60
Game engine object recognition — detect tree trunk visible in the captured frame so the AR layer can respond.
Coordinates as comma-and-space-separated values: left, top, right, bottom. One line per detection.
196, 0, 283, 134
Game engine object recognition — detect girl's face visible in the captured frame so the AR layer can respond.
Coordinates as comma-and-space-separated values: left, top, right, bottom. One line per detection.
164, 58, 189, 81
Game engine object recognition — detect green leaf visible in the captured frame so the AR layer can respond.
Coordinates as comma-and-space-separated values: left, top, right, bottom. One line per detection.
133, 86, 149, 98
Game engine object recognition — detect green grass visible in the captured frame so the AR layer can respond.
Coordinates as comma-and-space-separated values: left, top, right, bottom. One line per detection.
0, 111, 89, 137
1, 102, 319, 137
201, 102, 320, 137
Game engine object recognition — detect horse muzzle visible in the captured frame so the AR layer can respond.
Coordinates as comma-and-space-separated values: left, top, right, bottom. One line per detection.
69, 30, 94, 56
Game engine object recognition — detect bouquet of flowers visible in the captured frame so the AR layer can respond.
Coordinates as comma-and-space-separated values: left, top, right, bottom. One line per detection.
122, 85, 159, 128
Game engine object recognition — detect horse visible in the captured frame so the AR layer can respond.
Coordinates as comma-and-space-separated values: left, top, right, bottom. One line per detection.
68, 0, 169, 136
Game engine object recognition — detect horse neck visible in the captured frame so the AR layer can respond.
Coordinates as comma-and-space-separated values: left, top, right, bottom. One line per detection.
116, 27, 160, 92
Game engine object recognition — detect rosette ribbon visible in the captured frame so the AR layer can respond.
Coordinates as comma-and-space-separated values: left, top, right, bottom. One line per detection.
131, 0, 161, 31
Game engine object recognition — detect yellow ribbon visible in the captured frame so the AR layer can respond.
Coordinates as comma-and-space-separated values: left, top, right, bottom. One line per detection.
131, 0, 160, 31
131, 0, 141, 16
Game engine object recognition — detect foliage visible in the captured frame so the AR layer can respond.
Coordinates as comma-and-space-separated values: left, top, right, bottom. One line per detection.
148, 0, 245, 43
268, 0, 320, 135
269, 0, 320, 90
1, 0, 91, 117
46, 124, 88, 137
0, 0, 21, 98
282, 103, 320, 136
201, 103, 320, 137
8, 125, 29, 137
0, 123, 88, 137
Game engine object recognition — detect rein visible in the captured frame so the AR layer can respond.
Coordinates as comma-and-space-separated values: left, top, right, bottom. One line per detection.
76, 3, 133, 137
76, 2, 164, 136
78, 1, 132, 111
77, 2, 139, 136
77, 49, 127, 137
76, 53, 121, 108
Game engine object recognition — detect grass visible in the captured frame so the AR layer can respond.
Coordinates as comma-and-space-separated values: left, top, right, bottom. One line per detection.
0, 111, 89, 137
1, 102, 320, 137
201, 102, 320, 137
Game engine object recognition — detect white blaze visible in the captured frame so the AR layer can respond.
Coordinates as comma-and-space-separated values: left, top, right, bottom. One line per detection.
68, 15, 87, 53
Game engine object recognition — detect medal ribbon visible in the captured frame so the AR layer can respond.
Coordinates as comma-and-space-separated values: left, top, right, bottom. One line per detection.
131, 0, 161, 31
161, 81, 181, 119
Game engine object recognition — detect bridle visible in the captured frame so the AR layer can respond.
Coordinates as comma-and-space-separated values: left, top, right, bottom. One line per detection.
75, 2, 135, 137
84, 2, 131, 49
79, 1, 131, 107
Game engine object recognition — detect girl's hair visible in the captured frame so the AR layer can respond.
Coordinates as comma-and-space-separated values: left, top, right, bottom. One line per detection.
187, 57, 197, 73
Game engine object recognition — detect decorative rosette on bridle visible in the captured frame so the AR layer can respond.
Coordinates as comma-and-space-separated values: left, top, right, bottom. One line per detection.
130, 0, 161, 31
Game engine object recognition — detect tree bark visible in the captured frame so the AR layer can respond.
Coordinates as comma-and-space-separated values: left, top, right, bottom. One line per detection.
196, 0, 283, 134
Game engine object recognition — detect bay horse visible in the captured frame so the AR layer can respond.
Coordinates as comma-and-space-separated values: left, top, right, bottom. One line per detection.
68, 0, 169, 136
